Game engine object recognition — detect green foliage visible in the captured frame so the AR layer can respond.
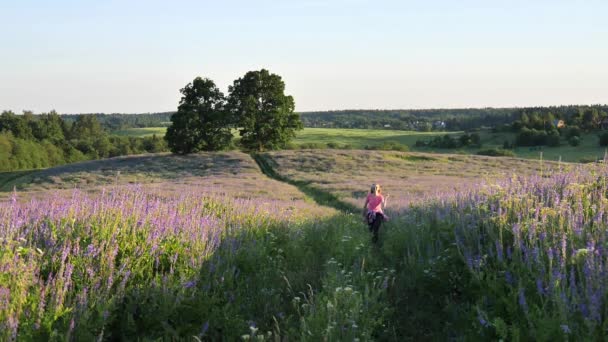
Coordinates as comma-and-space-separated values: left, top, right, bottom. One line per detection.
229, 69, 303, 151
546, 129, 561, 147
565, 126, 582, 139
476, 148, 516, 157
417, 133, 479, 149
568, 135, 581, 147
365, 141, 409, 152
165, 77, 233, 154
69, 114, 104, 140
516, 128, 549, 146
599, 132, 608, 147
0, 111, 169, 172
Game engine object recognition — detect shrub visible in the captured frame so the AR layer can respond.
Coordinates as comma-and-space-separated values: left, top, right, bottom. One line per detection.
298, 142, 326, 149
476, 148, 515, 157
515, 128, 548, 146
325, 142, 353, 149
568, 136, 581, 147
546, 131, 560, 147
579, 156, 599, 163
414, 140, 428, 147
599, 132, 608, 147
565, 126, 581, 139
365, 141, 409, 152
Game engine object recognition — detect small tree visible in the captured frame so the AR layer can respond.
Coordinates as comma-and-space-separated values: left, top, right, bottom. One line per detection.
165, 77, 232, 154
228, 69, 303, 151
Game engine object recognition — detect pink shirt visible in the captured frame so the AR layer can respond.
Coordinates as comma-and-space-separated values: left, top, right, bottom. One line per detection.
366, 193, 384, 213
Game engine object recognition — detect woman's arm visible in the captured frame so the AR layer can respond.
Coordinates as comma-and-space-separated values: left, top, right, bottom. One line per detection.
382, 194, 389, 209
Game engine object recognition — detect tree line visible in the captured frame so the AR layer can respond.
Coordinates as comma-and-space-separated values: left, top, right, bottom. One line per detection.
0, 111, 167, 172
61, 112, 173, 131
299, 105, 608, 132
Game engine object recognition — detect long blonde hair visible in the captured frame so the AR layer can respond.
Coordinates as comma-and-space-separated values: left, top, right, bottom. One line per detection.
370, 184, 381, 195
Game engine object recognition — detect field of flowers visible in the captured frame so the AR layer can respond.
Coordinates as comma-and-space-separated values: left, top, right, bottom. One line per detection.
1, 150, 606, 340
260, 149, 569, 212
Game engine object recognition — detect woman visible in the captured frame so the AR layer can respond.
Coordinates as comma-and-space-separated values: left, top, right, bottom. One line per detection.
363, 183, 389, 243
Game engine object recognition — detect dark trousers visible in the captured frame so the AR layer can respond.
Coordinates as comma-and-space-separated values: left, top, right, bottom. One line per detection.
368, 212, 384, 243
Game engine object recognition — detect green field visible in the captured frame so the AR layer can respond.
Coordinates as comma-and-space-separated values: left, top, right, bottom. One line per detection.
292, 127, 457, 148
112, 127, 608, 163
111, 127, 168, 137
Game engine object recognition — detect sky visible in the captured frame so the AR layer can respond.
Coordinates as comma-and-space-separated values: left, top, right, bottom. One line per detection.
1, 0, 607, 113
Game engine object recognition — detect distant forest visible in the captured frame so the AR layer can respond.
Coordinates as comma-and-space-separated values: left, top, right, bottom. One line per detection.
300, 105, 608, 131
61, 112, 173, 130
63, 105, 608, 132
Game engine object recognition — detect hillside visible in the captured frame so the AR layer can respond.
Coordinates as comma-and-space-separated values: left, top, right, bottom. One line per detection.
258, 149, 568, 211
0, 151, 333, 218
2, 149, 605, 340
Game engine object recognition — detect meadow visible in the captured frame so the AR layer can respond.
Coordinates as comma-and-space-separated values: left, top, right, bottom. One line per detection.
110, 127, 168, 137
113, 127, 608, 163
1, 150, 608, 340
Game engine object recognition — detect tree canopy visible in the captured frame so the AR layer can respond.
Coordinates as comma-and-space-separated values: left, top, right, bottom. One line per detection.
228, 69, 303, 151
165, 77, 232, 154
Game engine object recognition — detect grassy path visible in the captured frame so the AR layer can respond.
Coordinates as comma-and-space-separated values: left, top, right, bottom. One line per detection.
252, 153, 359, 213
250, 152, 477, 340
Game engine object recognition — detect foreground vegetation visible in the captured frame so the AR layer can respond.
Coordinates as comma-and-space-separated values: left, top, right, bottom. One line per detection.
2, 151, 607, 340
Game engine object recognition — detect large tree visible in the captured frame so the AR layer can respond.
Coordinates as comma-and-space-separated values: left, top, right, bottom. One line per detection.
228, 69, 302, 151
165, 77, 232, 154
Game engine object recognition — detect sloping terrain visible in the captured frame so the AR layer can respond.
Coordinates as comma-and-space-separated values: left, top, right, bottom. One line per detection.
0, 151, 335, 218
260, 149, 570, 212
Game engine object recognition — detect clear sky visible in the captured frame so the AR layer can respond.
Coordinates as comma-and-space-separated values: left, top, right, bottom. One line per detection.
1, 0, 607, 113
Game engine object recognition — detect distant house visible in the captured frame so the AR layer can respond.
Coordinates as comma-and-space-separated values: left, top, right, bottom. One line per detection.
552, 119, 566, 128
601, 117, 608, 130
384, 124, 391, 128
432, 120, 446, 129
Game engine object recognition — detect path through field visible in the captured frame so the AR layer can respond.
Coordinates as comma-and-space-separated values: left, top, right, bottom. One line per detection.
251, 152, 465, 340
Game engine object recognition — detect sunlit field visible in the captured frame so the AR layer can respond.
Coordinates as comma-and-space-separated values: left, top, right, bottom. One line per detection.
111, 127, 167, 137
258, 149, 569, 212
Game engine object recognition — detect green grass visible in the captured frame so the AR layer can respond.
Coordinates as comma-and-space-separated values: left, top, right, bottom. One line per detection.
0, 170, 38, 192
293, 128, 458, 148
111, 127, 167, 137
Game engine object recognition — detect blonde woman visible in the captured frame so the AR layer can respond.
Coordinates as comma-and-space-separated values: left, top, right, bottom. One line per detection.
362, 184, 389, 243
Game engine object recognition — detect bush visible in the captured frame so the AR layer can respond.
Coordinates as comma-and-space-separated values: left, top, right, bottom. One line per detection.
414, 140, 428, 147
546, 131, 560, 147
298, 142, 327, 149
476, 148, 516, 157
568, 136, 581, 147
365, 141, 409, 152
579, 156, 599, 163
325, 142, 353, 149
516, 128, 548, 146
599, 132, 608, 147
565, 126, 581, 139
